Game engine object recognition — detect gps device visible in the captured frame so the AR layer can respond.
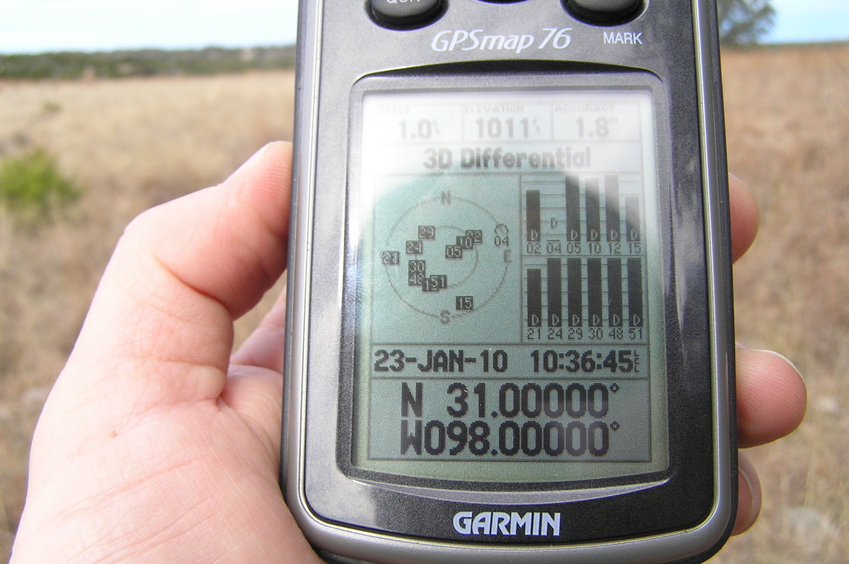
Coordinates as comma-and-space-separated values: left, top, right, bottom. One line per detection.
282, 0, 737, 562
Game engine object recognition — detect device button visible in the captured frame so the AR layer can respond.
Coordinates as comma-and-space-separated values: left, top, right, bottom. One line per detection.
564, 0, 642, 24
370, 0, 444, 28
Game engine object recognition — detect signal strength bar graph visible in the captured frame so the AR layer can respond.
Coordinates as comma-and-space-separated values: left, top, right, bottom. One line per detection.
521, 174, 647, 342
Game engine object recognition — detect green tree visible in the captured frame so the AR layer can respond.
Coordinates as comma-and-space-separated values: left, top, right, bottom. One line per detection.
717, 0, 776, 45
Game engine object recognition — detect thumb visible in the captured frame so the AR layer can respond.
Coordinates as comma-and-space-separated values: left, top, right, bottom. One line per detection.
35, 141, 293, 460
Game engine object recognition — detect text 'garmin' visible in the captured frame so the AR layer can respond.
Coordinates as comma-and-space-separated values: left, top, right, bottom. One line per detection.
453, 511, 561, 536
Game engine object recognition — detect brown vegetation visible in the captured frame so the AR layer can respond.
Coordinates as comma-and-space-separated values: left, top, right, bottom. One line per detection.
0, 43, 847, 562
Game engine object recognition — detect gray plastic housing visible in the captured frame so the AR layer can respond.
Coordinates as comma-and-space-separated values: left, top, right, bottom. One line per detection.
283, 0, 736, 562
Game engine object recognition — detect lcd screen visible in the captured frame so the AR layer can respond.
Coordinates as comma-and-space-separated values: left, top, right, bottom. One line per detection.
350, 86, 668, 483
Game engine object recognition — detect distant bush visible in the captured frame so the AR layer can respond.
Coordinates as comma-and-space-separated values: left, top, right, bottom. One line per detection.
0, 46, 296, 81
0, 148, 81, 222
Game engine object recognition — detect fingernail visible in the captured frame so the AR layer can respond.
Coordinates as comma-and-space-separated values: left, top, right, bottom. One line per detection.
751, 349, 804, 380
231, 143, 271, 177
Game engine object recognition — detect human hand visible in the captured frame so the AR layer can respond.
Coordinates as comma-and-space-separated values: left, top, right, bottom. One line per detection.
11, 142, 321, 563
725, 174, 807, 534
10, 144, 805, 562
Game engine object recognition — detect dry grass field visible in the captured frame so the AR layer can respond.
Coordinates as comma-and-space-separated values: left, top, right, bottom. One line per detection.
712, 43, 849, 563
0, 70, 294, 559
0, 43, 847, 563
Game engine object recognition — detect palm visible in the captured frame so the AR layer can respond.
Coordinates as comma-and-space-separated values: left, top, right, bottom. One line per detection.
23, 384, 298, 562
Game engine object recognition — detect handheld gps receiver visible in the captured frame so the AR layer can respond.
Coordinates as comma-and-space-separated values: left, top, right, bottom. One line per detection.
283, 0, 737, 562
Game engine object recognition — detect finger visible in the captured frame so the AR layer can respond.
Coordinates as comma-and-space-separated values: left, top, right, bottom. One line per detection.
124, 140, 293, 320
736, 347, 807, 448
732, 452, 762, 535
728, 174, 760, 263
231, 283, 288, 372
55, 142, 293, 413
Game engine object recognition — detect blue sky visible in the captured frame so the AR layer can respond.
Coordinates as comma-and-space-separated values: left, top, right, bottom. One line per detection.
0, 0, 846, 54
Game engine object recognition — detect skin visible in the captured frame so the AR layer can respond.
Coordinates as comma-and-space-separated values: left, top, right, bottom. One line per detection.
10, 143, 806, 562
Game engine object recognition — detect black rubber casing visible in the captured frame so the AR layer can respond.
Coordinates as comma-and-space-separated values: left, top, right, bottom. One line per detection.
283, 1, 737, 562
